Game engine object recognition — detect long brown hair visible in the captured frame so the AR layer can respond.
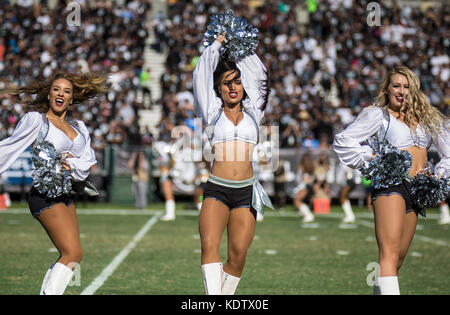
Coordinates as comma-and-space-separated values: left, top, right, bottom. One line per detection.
5, 72, 109, 113
213, 55, 269, 111
373, 66, 447, 136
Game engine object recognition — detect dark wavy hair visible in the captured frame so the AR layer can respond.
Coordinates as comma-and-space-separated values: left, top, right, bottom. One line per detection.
5, 72, 109, 113
213, 56, 269, 111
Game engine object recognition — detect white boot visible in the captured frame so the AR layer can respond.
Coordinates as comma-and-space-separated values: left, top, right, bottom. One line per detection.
42, 262, 74, 295
161, 200, 175, 221
221, 270, 240, 295
39, 264, 54, 295
299, 204, 314, 222
438, 203, 450, 225
342, 200, 355, 223
201, 262, 223, 295
378, 276, 400, 295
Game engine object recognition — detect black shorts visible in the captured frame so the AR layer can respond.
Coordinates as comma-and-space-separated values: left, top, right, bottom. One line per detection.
28, 187, 75, 218
371, 180, 426, 217
203, 181, 253, 211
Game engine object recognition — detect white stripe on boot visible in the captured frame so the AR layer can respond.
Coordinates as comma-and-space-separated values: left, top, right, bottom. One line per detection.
42, 262, 74, 295
221, 271, 240, 295
378, 276, 400, 295
161, 199, 175, 221
39, 264, 54, 295
201, 262, 222, 295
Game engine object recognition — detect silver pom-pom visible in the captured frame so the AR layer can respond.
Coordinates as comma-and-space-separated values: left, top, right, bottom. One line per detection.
360, 137, 412, 189
32, 141, 72, 198
204, 10, 259, 61
410, 164, 449, 208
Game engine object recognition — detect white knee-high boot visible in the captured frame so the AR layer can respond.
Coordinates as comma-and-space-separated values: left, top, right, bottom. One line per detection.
201, 262, 222, 295
378, 276, 400, 295
42, 262, 74, 295
221, 270, 240, 295
39, 264, 54, 295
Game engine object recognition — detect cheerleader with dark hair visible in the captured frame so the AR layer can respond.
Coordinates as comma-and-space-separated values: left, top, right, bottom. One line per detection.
0, 72, 108, 294
193, 31, 274, 295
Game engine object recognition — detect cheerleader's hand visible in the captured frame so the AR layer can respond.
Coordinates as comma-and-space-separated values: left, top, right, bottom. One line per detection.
216, 33, 227, 44
61, 161, 71, 172
61, 153, 73, 172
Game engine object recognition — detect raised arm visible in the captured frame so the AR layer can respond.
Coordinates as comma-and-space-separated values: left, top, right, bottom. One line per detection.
237, 52, 268, 124
0, 111, 42, 174
332, 106, 384, 169
193, 39, 223, 125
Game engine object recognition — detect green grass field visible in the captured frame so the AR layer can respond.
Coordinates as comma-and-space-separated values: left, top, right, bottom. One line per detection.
0, 202, 449, 295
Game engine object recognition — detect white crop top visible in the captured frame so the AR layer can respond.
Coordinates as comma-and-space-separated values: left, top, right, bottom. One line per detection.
193, 40, 267, 146
0, 111, 96, 181
333, 106, 450, 179
48, 119, 87, 156
209, 110, 259, 145
386, 112, 431, 149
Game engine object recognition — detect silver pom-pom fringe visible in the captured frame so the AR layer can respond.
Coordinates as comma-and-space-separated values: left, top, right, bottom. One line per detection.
360, 136, 412, 189
32, 141, 72, 198
410, 163, 449, 208
204, 10, 259, 61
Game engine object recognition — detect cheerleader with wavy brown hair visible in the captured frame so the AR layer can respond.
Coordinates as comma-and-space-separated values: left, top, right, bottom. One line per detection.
0, 72, 108, 294
333, 66, 449, 294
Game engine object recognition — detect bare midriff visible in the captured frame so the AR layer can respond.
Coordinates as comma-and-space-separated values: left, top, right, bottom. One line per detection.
401, 146, 428, 177
210, 140, 255, 180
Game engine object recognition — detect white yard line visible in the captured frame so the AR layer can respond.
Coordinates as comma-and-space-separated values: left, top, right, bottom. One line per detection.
80, 212, 162, 295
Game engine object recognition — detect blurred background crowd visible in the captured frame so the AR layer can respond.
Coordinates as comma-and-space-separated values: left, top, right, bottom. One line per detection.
0, 0, 448, 207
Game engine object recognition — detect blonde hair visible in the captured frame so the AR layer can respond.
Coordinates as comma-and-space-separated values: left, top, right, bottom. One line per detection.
5, 72, 109, 113
373, 66, 447, 136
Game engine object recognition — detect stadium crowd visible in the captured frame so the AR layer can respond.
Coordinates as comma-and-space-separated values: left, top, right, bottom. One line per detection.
0, 0, 448, 204
159, 0, 449, 150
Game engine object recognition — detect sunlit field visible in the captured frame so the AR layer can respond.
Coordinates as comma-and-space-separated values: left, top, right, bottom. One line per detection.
1, 202, 449, 295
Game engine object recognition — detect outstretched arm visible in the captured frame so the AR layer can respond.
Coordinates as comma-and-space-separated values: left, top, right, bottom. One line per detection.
0, 112, 42, 174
